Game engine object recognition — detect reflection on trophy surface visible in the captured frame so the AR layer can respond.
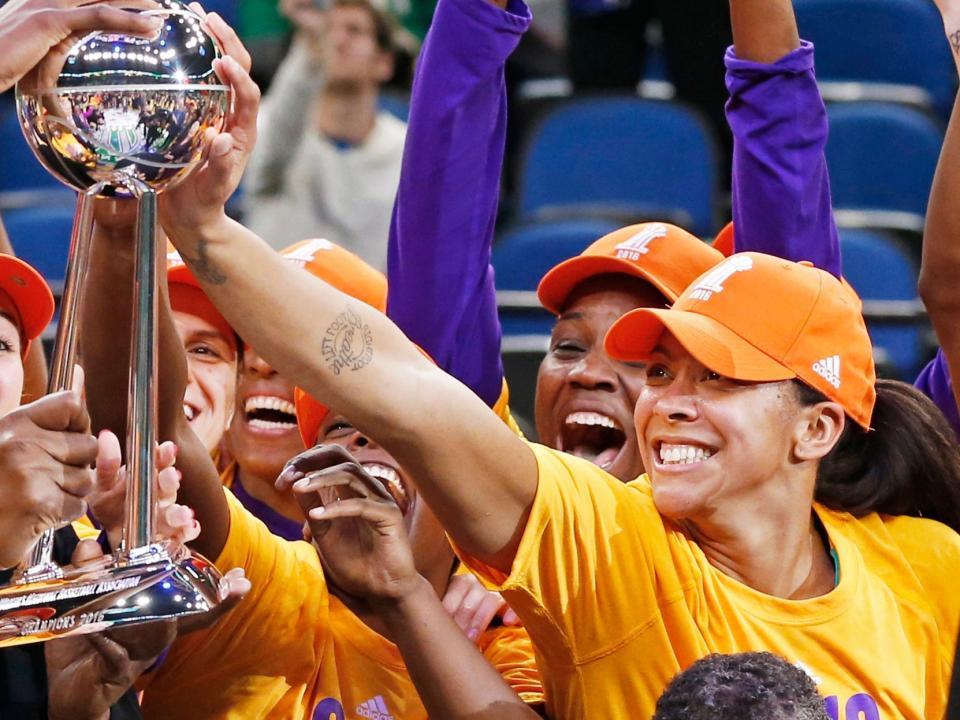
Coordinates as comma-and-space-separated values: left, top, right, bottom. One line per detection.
0, 0, 231, 646
17, 0, 228, 194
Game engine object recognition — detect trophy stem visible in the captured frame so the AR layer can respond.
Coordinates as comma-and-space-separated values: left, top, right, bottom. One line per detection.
122, 188, 158, 553
20, 184, 105, 581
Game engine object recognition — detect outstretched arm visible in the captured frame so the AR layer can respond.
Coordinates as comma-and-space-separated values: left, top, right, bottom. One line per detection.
726, 0, 841, 276
918, 0, 960, 429
386, 0, 530, 406
159, 49, 536, 572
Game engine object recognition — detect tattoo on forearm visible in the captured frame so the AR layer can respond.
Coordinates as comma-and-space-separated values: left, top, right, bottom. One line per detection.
951, 29, 960, 56
322, 309, 373, 375
180, 239, 226, 285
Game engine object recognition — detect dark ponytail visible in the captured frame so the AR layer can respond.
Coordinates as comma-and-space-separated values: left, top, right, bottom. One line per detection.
794, 378, 960, 533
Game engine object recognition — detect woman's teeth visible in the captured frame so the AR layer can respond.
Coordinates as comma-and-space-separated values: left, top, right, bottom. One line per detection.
659, 443, 714, 465
183, 404, 197, 421
363, 463, 406, 501
245, 396, 296, 415
565, 411, 620, 430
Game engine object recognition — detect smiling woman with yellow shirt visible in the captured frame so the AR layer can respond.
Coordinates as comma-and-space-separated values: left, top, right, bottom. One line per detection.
156, 23, 960, 716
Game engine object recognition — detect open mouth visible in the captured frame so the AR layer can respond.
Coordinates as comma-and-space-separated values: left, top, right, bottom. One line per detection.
362, 463, 410, 515
183, 403, 198, 422
654, 442, 716, 467
244, 396, 297, 431
559, 412, 627, 470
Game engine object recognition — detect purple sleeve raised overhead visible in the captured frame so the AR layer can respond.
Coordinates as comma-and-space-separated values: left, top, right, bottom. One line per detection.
725, 41, 842, 278
726, 42, 960, 435
386, 0, 531, 407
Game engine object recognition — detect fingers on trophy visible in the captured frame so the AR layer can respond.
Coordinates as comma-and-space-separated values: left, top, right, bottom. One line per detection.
1, 0, 230, 646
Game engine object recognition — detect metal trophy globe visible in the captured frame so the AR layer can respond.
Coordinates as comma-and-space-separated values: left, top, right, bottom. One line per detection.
1, 0, 230, 645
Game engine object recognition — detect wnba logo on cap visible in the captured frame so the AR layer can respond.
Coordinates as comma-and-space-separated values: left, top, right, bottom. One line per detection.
689, 256, 753, 301
615, 224, 668, 261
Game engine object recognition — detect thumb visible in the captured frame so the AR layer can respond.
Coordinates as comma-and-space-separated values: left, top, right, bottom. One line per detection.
18, 390, 90, 433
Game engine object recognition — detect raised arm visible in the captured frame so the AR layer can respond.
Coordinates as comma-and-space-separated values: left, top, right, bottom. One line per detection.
918, 0, 960, 430
159, 44, 536, 571
386, 0, 530, 406
80, 201, 230, 560
726, 0, 841, 276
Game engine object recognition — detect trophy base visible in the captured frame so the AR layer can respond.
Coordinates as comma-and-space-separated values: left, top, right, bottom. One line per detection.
0, 542, 222, 647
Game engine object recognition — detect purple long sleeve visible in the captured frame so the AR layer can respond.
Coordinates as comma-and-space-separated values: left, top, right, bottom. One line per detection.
727, 42, 960, 435
386, 0, 531, 407
725, 41, 842, 278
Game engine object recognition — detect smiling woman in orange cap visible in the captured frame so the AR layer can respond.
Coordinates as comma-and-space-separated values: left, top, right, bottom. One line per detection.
167, 246, 240, 458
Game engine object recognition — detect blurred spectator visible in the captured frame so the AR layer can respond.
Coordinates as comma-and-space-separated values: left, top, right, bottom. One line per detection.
567, 0, 732, 165
654, 652, 829, 720
242, 0, 405, 269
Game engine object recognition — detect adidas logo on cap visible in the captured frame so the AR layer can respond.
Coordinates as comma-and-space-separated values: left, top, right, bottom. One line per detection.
812, 355, 842, 389
356, 695, 394, 720
614, 223, 668, 261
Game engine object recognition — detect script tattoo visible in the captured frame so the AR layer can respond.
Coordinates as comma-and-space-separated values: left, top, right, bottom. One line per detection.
179, 239, 226, 285
951, 29, 960, 56
321, 309, 373, 375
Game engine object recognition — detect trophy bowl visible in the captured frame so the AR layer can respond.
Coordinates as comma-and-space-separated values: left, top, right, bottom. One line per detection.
15, 0, 229, 196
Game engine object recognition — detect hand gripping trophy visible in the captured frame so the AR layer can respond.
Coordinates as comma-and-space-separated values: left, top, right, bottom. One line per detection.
0, 0, 230, 644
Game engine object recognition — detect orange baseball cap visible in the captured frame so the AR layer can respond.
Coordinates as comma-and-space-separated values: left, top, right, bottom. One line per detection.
0, 254, 54, 357
604, 252, 876, 429
712, 221, 735, 257
166, 244, 238, 352
280, 238, 388, 313
285, 239, 389, 446
537, 222, 723, 313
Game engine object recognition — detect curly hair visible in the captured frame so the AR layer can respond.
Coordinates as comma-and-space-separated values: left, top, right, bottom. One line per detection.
653, 652, 829, 720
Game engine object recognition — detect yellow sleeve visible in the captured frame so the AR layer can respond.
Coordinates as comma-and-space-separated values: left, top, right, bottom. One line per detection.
454, 443, 672, 665
479, 624, 544, 705
140, 488, 329, 719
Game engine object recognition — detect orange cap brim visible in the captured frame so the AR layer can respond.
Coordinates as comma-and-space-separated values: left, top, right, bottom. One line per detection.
295, 386, 328, 449
605, 308, 798, 383
537, 255, 675, 315
0, 255, 54, 354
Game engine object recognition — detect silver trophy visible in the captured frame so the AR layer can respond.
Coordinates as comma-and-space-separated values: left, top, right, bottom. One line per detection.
0, 0, 230, 645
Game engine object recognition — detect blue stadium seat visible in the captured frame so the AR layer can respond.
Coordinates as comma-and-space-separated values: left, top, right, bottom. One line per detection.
839, 228, 922, 377
795, 0, 956, 118
2, 205, 75, 285
517, 97, 718, 237
826, 103, 943, 234
493, 219, 621, 336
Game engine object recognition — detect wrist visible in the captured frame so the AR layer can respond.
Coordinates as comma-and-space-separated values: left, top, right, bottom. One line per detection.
369, 574, 433, 623
164, 212, 232, 257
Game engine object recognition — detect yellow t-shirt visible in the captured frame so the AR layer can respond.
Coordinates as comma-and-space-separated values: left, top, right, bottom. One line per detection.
492, 379, 524, 438
456, 443, 960, 720
140, 489, 543, 719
